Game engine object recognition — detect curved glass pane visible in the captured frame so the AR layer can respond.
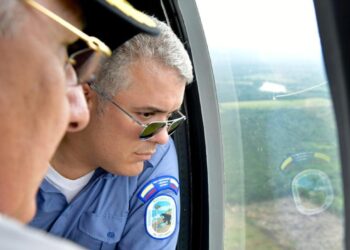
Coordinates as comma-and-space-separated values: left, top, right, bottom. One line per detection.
195, 0, 345, 249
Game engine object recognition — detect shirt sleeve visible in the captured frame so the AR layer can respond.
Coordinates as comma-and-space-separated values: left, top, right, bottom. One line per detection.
117, 138, 180, 250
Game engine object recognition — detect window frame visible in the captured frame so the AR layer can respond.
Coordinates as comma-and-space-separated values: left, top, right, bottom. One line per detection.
314, 0, 350, 248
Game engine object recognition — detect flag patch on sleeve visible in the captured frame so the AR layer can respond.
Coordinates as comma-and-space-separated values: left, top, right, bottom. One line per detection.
138, 176, 179, 203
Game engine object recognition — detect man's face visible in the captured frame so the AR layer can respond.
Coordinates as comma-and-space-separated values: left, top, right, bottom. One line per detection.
0, 0, 89, 222
85, 59, 186, 176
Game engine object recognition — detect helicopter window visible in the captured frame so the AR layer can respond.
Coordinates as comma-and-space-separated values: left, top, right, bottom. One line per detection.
195, 0, 345, 249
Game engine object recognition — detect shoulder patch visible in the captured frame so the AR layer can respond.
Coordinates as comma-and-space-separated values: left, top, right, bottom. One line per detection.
145, 195, 177, 239
138, 176, 179, 203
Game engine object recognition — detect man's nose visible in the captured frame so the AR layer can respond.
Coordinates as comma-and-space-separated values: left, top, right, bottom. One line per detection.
66, 85, 90, 132
149, 126, 169, 145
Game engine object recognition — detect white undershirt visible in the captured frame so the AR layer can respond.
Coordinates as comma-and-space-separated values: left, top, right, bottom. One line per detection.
45, 165, 95, 203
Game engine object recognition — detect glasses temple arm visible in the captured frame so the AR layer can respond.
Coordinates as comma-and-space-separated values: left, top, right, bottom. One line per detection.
25, 0, 111, 56
109, 100, 145, 127
89, 82, 145, 127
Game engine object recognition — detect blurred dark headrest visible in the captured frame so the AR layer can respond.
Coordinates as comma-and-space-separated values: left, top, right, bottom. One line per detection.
81, 0, 159, 50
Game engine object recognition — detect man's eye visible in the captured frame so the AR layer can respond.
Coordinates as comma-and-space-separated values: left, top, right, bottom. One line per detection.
139, 112, 154, 119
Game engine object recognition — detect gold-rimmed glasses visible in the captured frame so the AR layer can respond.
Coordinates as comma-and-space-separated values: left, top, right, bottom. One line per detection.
25, 0, 112, 83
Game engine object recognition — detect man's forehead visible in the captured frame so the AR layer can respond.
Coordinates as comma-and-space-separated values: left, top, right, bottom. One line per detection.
114, 84, 185, 113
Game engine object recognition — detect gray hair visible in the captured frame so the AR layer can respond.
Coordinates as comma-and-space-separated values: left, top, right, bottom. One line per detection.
94, 17, 193, 99
0, 0, 24, 36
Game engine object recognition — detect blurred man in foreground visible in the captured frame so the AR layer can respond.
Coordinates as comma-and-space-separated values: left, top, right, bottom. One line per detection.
0, 0, 158, 248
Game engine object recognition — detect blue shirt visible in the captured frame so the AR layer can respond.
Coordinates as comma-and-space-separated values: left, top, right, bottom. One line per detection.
29, 139, 180, 250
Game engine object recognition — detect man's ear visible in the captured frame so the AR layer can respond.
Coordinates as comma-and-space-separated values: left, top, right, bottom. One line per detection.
82, 83, 96, 110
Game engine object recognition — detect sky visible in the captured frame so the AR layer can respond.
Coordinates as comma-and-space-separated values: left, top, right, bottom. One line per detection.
195, 0, 322, 60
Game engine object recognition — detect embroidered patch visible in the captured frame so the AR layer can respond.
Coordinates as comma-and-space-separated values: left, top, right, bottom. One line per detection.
138, 176, 179, 203
145, 195, 177, 239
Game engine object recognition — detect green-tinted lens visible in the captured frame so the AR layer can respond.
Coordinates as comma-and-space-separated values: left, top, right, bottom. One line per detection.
140, 122, 166, 139
168, 118, 185, 135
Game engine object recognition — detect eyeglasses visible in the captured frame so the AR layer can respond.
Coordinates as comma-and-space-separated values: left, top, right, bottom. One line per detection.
25, 0, 112, 84
90, 84, 186, 140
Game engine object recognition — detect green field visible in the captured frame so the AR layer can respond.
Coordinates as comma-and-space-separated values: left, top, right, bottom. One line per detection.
220, 98, 344, 249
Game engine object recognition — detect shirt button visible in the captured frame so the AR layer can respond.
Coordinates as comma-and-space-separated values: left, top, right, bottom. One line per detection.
107, 232, 115, 238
